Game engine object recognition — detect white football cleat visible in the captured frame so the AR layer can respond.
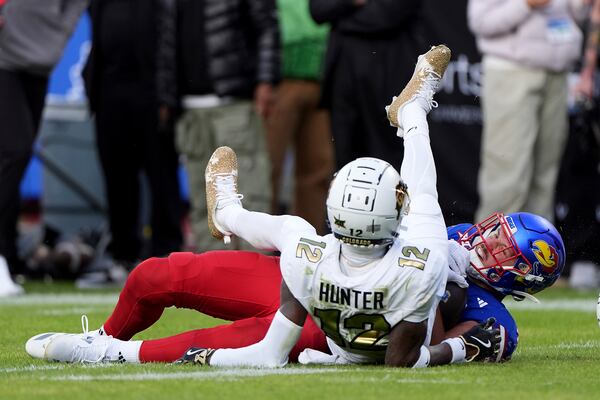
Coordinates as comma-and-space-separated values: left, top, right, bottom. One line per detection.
205, 146, 243, 244
44, 332, 114, 363
25, 332, 61, 359
385, 44, 451, 136
26, 315, 106, 362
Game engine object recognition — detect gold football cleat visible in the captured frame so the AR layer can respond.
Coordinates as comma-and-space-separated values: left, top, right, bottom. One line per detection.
386, 44, 451, 130
205, 146, 241, 244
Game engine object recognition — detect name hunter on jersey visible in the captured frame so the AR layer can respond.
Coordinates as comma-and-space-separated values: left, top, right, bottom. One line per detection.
319, 282, 385, 310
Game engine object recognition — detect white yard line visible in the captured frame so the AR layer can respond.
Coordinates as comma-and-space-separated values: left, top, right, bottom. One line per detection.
39, 367, 469, 384
324, 375, 467, 384
506, 299, 595, 312
527, 340, 600, 351
391, 378, 466, 385
2, 363, 115, 374
44, 367, 345, 381
1, 364, 66, 373
37, 307, 107, 316
0, 293, 118, 306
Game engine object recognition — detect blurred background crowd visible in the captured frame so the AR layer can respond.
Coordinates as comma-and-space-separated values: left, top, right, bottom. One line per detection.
0, 0, 598, 295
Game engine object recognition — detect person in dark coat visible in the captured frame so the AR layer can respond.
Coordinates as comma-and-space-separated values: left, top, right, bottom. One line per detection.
80, 0, 183, 286
309, 0, 425, 170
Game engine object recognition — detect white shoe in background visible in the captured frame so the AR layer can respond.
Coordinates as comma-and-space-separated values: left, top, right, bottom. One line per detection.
0, 255, 24, 297
569, 261, 599, 290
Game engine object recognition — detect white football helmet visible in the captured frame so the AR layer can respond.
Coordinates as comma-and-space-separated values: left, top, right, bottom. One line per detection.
326, 158, 409, 246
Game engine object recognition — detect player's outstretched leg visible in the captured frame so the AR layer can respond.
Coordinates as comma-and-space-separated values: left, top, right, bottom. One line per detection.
385, 45, 451, 136
205, 146, 243, 244
25, 315, 141, 363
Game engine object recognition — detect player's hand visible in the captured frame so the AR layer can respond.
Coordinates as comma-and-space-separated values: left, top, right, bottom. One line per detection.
447, 240, 469, 288
254, 83, 275, 119
175, 347, 216, 366
459, 317, 501, 362
157, 104, 173, 133
574, 69, 595, 100
158, 105, 170, 126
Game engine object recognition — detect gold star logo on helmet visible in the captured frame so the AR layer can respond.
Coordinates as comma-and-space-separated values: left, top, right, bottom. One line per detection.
334, 215, 346, 228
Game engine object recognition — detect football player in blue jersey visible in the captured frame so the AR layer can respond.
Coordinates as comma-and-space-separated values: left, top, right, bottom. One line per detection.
439, 211, 566, 361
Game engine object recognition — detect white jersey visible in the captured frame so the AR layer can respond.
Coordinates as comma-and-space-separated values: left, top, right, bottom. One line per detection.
280, 228, 448, 364
219, 101, 449, 366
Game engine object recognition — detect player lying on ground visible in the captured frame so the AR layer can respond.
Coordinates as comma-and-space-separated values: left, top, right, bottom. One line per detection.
442, 212, 565, 353
25, 209, 564, 365
26, 45, 564, 366
27, 206, 565, 364
28, 45, 503, 367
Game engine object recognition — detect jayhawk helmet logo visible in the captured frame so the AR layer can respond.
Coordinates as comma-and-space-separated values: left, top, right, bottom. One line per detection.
532, 240, 558, 272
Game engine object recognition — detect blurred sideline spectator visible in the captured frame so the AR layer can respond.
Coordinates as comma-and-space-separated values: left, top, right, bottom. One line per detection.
309, 0, 425, 171
266, 0, 333, 234
175, 0, 279, 251
0, 0, 88, 295
469, 0, 587, 223
575, 0, 600, 97
562, 0, 600, 289
78, 0, 183, 287
555, 98, 600, 288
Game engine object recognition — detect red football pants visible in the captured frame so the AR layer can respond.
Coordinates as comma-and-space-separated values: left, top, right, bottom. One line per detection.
102, 251, 328, 362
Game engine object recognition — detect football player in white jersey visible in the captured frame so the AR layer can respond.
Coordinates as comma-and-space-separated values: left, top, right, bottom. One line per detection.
32, 45, 501, 368
179, 45, 500, 367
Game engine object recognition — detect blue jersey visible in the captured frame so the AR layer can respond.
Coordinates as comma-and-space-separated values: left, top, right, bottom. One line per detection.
447, 224, 519, 360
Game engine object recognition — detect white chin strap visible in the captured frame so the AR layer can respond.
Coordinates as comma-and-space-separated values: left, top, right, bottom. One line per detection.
510, 290, 540, 303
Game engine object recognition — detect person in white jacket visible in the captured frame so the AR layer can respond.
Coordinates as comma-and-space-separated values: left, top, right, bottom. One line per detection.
468, 0, 587, 223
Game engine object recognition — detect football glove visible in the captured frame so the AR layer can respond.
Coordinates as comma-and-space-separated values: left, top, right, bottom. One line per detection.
175, 347, 216, 366
447, 240, 469, 288
459, 317, 501, 362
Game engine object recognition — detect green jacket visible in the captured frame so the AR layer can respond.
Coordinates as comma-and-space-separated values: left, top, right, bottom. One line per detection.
278, 0, 328, 80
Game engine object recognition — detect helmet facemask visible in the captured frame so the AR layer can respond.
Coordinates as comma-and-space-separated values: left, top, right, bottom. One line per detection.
459, 213, 532, 284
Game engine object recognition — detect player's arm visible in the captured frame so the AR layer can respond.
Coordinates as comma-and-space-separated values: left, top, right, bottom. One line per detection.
429, 282, 468, 345
178, 282, 306, 367
385, 320, 429, 367
386, 318, 501, 367
439, 282, 468, 332
443, 320, 512, 362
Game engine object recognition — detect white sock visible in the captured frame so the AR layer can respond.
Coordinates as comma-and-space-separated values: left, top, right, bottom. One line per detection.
210, 310, 302, 367
215, 203, 244, 234
105, 338, 142, 363
400, 102, 429, 140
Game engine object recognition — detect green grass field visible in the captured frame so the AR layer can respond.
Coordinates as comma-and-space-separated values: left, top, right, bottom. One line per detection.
2, 282, 600, 400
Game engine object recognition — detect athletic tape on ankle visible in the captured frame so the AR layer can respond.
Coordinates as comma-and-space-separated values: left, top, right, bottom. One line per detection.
442, 337, 467, 364
412, 345, 430, 368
